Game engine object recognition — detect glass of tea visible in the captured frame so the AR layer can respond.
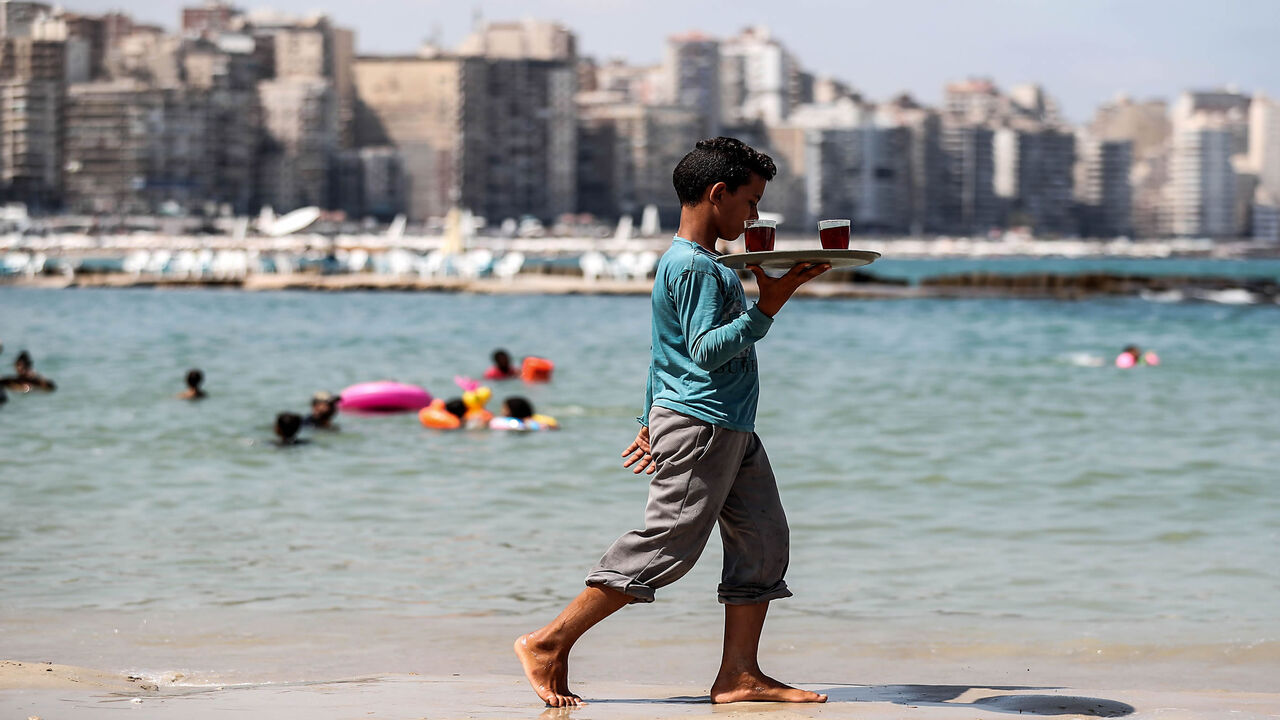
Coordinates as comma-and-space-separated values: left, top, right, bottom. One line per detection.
744, 219, 777, 252
818, 219, 850, 249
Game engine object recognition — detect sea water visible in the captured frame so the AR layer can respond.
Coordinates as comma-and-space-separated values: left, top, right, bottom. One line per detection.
1, 284, 1277, 682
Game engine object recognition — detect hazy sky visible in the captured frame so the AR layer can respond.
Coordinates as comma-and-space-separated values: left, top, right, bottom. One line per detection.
81, 0, 1280, 122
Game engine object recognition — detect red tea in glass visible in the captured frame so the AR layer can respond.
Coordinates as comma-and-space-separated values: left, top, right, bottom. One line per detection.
744, 219, 776, 252
818, 219, 850, 249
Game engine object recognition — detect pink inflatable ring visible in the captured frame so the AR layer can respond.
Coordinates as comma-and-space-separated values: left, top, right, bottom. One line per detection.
338, 381, 433, 413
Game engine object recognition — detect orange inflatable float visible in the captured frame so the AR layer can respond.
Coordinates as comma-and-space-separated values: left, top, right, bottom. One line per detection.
418, 398, 461, 429
521, 356, 554, 383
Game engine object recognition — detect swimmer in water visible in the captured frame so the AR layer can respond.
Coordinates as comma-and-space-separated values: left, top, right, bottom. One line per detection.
178, 368, 207, 400
484, 349, 520, 381
304, 391, 340, 430
274, 412, 308, 446
1116, 345, 1160, 368
500, 395, 534, 420
0, 350, 56, 392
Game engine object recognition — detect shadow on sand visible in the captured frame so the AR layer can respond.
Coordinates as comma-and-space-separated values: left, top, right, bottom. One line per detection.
580, 683, 1134, 717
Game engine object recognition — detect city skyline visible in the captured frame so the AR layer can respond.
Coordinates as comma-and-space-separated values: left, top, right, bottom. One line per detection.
68, 0, 1280, 123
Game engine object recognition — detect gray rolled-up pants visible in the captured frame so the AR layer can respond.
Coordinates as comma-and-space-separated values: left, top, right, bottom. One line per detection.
585, 405, 792, 605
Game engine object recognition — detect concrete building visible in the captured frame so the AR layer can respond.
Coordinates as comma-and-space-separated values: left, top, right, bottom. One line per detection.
944, 77, 1002, 125
107, 27, 183, 87
766, 100, 911, 234
591, 58, 662, 105
0, 36, 64, 207
63, 81, 148, 213
480, 58, 576, 223
1075, 136, 1133, 237
458, 19, 575, 62
0, 0, 52, 38
181, 1, 239, 37
257, 76, 335, 211
1168, 114, 1237, 237
334, 145, 406, 220
245, 11, 354, 148
941, 120, 998, 235
1248, 94, 1280, 202
994, 125, 1076, 234
64, 80, 221, 213
1173, 89, 1250, 155
1253, 187, 1279, 243
1090, 96, 1170, 162
353, 55, 485, 222
878, 97, 946, 235
720, 26, 797, 126
577, 101, 701, 226
663, 31, 720, 138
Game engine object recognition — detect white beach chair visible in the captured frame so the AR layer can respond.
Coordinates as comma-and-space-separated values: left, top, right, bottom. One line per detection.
418, 250, 445, 278
492, 251, 525, 282
579, 251, 606, 282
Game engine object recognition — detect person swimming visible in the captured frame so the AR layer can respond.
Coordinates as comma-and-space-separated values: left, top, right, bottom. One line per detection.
0, 350, 56, 392
273, 412, 308, 446
1116, 345, 1160, 368
178, 368, 207, 400
304, 391, 340, 429
484, 349, 520, 380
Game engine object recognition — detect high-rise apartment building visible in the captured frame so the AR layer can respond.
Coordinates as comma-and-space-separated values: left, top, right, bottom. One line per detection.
878, 97, 946, 235
356, 53, 576, 224
1173, 89, 1250, 155
257, 76, 335, 210
1248, 94, 1280, 200
1168, 115, 1237, 237
481, 58, 577, 223
720, 26, 796, 126
663, 31, 720, 138
64, 80, 218, 213
334, 145, 405, 220
458, 19, 575, 62
1075, 136, 1133, 237
0, 0, 51, 38
994, 125, 1076, 234
941, 121, 998, 235
353, 55, 484, 222
0, 36, 64, 207
243, 11, 354, 148
577, 101, 701, 225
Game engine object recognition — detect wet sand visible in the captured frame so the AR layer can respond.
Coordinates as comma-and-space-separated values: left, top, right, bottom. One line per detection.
3, 611, 1278, 719
4, 660, 1278, 719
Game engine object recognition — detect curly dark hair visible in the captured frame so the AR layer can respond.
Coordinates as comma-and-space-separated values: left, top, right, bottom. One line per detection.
672, 137, 777, 206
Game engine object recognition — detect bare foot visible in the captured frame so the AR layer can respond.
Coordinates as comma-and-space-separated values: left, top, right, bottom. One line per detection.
710, 671, 827, 704
514, 633, 583, 707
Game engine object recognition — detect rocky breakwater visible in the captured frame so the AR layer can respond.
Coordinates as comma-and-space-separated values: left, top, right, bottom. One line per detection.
920, 271, 1280, 303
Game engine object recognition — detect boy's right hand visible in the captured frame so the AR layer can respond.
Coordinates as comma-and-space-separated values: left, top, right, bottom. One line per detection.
622, 426, 656, 475
749, 262, 830, 317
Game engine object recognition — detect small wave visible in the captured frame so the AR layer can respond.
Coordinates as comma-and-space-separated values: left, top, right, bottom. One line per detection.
1139, 288, 1184, 303
1191, 288, 1258, 305
1063, 352, 1105, 367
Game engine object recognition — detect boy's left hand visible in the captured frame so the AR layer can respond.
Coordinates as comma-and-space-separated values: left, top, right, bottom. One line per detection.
622, 426, 656, 475
749, 262, 830, 317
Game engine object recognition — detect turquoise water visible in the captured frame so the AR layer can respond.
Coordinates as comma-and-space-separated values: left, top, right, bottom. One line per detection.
869, 257, 1280, 284
1, 285, 1278, 670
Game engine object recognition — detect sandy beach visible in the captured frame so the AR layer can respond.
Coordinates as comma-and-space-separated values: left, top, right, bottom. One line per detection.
5, 658, 1278, 719
3, 612, 1278, 719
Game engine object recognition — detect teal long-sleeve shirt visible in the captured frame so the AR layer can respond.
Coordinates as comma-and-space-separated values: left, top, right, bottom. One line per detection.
641, 238, 774, 432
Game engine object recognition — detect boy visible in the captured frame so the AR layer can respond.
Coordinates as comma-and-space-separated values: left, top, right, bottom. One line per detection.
515, 137, 829, 707
1, 350, 56, 392
304, 391, 340, 429
177, 369, 206, 400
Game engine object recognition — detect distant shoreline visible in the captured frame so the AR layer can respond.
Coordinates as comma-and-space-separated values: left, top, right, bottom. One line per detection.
4, 268, 1278, 303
